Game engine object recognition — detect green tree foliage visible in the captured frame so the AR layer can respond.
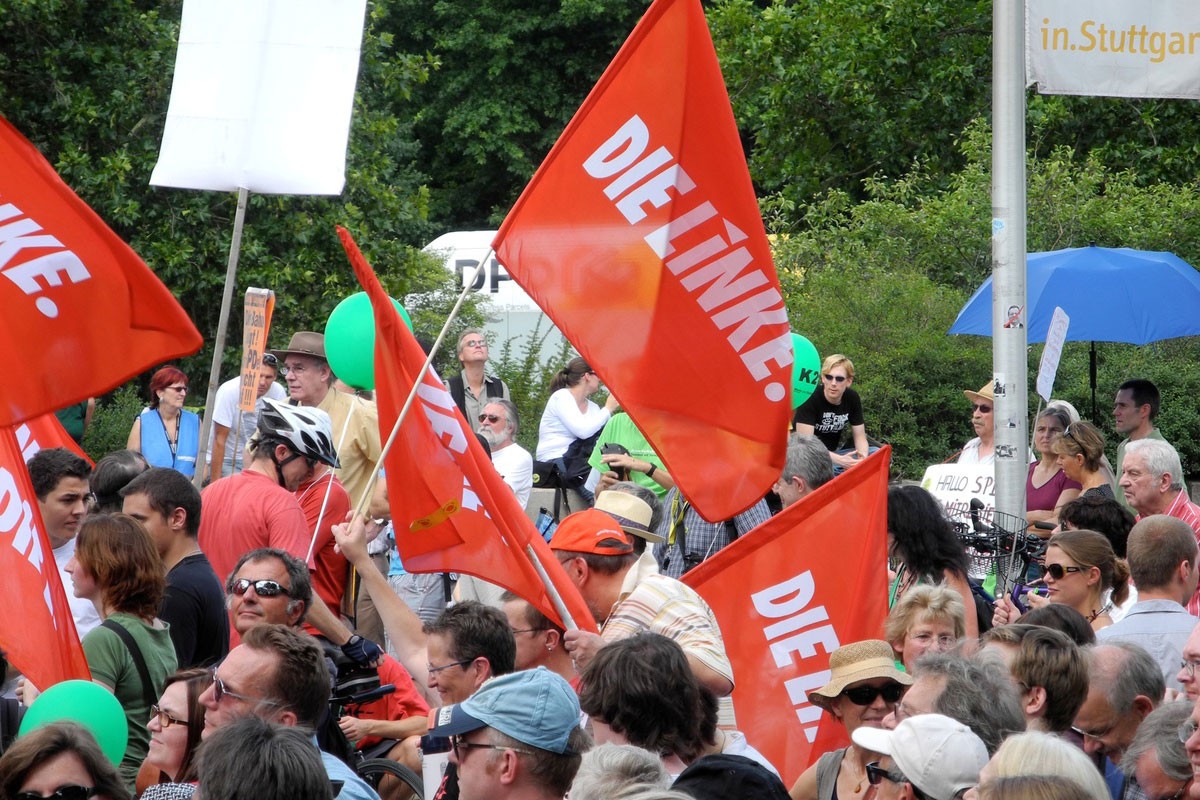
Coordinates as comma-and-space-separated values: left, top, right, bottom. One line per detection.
779, 122, 1200, 479
382, 0, 649, 227
0, 0, 457, 394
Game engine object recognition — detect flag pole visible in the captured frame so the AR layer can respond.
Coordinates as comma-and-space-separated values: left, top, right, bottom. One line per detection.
351, 254, 491, 517
194, 186, 251, 490
525, 544, 578, 631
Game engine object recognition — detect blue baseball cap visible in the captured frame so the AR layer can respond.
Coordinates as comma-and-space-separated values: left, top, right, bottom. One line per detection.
428, 668, 581, 754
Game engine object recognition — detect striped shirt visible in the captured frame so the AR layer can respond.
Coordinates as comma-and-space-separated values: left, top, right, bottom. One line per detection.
1154, 490, 1200, 615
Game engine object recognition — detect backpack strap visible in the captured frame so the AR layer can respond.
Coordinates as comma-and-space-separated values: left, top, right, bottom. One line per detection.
447, 375, 468, 417
484, 376, 505, 399
101, 619, 157, 710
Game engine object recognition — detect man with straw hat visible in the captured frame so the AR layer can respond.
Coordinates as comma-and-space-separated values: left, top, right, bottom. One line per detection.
958, 382, 996, 465
791, 640, 912, 800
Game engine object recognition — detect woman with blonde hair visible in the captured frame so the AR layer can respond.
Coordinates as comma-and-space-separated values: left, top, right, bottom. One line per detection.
1051, 420, 1115, 500
995, 528, 1129, 631
977, 776, 1093, 800
963, 731, 1110, 800
793, 354, 872, 472
884, 584, 966, 671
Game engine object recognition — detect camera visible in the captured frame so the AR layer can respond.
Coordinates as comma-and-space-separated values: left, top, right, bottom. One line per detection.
600, 442, 631, 481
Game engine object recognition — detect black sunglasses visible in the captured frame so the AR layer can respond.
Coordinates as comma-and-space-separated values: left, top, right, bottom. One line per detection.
262, 353, 278, 367
866, 762, 906, 787
972, 403, 992, 413
823, 373, 848, 383
229, 578, 291, 598
16, 789, 98, 800
842, 682, 904, 706
1040, 563, 1086, 581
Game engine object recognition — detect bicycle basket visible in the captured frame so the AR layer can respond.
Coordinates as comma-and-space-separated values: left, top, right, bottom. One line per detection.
948, 506, 1041, 588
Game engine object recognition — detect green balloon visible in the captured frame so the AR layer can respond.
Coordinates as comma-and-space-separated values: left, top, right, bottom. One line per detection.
19, 679, 128, 765
325, 291, 413, 391
791, 333, 821, 408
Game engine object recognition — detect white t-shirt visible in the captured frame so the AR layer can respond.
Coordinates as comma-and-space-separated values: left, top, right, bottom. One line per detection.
205, 377, 287, 476
491, 443, 533, 509
535, 389, 610, 461
957, 437, 995, 465
53, 538, 100, 638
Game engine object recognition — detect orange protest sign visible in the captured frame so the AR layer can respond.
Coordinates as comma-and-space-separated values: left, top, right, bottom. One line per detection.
239, 288, 276, 412
683, 447, 891, 785
493, 0, 790, 522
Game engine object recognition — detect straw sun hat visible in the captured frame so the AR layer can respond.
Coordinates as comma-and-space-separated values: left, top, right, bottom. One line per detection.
806, 640, 912, 712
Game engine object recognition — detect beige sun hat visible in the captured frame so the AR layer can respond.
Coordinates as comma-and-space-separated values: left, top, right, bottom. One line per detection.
806, 640, 913, 712
963, 382, 994, 405
593, 490, 664, 543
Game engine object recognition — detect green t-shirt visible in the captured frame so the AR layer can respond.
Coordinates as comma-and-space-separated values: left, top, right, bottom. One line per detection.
587, 413, 668, 497
82, 612, 177, 790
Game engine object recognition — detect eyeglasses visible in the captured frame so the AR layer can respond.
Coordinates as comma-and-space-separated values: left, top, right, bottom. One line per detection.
1180, 658, 1200, 679
1073, 718, 1118, 741
167, 385, 188, 393
280, 362, 312, 376
478, 414, 503, 423
842, 683, 904, 706
972, 403, 992, 413
450, 735, 532, 761
1161, 779, 1194, 800
908, 632, 958, 648
150, 703, 188, 728
209, 668, 280, 708
865, 762, 906, 787
462, 340, 488, 349
1179, 720, 1199, 744
15, 787, 99, 800
823, 373, 848, 383
1040, 563, 1086, 581
427, 659, 473, 676
277, 451, 317, 470
229, 578, 291, 598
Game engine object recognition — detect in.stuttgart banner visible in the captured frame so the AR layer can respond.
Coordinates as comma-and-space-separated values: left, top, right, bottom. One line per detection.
338, 227, 597, 634
492, 0, 791, 522
0, 424, 91, 689
683, 447, 891, 786
1027, 0, 1200, 99
0, 115, 202, 428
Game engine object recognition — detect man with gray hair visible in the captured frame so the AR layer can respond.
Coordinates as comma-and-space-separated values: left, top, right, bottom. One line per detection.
1074, 641, 1165, 789
881, 652, 1024, 755
1098, 516, 1199, 689
774, 433, 835, 509
1120, 701, 1193, 800
477, 398, 532, 508
447, 329, 510, 426
1120, 439, 1200, 615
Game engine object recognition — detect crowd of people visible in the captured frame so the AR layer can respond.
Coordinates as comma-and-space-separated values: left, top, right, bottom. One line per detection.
5, 334, 1200, 800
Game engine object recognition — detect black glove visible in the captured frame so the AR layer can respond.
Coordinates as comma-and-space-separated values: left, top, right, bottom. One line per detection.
340, 634, 384, 666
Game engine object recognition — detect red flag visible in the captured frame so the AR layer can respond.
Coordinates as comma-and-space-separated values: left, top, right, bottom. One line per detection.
492, 0, 789, 521
24, 413, 92, 465
0, 425, 91, 688
0, 115, 202, 427
682, 447, 891, 785
337, 227, 597, 634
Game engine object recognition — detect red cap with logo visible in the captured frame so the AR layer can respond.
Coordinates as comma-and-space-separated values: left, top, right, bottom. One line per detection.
549, 509, 634, 555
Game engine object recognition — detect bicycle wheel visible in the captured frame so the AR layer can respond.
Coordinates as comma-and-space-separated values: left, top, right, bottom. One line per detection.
356, 758, 423, 800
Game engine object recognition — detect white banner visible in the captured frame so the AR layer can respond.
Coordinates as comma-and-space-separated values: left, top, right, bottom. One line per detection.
1027, 0, 1200, 99
1036, 307, 1070, 402
151, 0, 367, 194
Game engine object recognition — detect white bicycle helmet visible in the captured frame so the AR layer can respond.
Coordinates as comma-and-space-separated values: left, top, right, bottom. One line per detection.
256, 398, 341, 468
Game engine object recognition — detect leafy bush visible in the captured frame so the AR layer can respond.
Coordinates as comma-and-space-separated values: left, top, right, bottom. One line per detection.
82, 386, 146, 462
490, 319, 574, 454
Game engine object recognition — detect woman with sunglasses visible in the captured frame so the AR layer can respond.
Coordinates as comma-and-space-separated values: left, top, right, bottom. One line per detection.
790, 640, 912, 800
139, 668, 212, 795
1051, 420, 1115, 500
127, 365, 201, 479
994, 528, 1130, 631
793, 355, 872, 473
1025, 408, 1081, 533
66, 514, 177, 791
0, 722, 129, 800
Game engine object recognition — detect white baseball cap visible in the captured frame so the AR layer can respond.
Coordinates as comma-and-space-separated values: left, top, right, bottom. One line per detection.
852, 714, 987, 800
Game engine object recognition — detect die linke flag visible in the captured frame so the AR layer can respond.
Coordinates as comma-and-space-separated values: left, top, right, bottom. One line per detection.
683, 447, 891, 785
492, 0, 791, 522
338, 227, 597, 634
0, 115, 203, 428
0, 424, 91, 689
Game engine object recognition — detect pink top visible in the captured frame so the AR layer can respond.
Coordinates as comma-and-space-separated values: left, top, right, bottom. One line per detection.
1026, 462, 1081, 512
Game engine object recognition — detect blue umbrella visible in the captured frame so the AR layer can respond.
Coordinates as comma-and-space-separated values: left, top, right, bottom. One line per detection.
949, 245, 1200, 343
949, 245, 1200, 415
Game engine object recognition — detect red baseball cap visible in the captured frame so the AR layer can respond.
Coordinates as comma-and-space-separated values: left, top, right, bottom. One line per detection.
549, 509, 634, 556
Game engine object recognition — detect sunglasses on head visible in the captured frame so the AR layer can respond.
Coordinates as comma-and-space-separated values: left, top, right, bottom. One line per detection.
15, 788, 98, 800
229, 578, 290, 598
823, 373, 848, 383
262, 353, 278, 367
1040, 563, 1085, 581
972, 403, 992, 413
842, 682, 904, 706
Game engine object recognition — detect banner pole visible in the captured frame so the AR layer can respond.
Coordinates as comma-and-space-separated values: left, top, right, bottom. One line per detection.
351, 253, 492, 517
194, 186, 251, 490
